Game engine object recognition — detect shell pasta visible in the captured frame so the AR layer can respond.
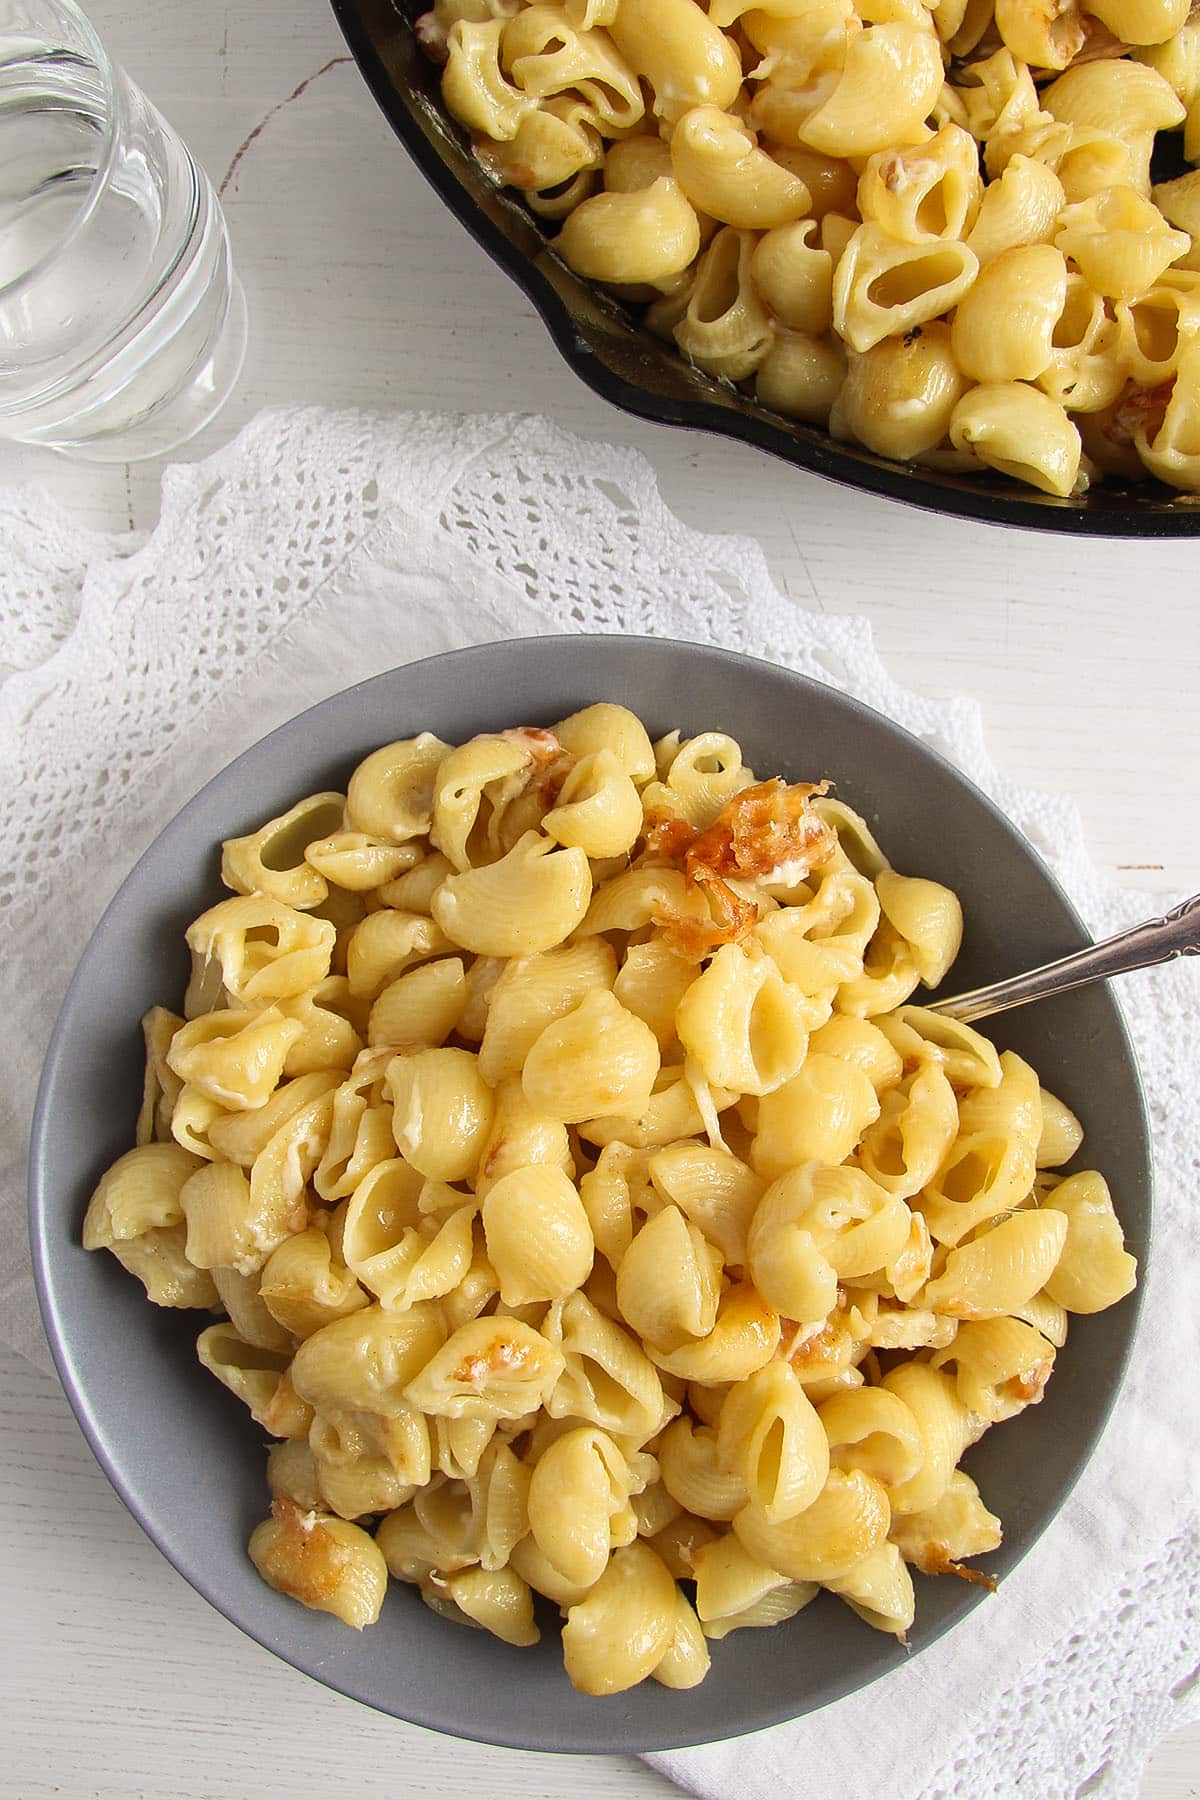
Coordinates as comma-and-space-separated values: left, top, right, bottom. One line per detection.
84, 703, 1137, 1693
416, 0, 1200, 495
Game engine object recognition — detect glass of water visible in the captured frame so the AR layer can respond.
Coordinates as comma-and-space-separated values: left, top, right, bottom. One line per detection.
0, 0, 246, 460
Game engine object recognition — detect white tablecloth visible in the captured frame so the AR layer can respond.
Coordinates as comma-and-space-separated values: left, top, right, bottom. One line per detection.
2, 407, 1197, 1800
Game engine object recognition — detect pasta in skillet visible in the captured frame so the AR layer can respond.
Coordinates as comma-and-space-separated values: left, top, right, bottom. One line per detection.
85, 703, 1137, 1691
414, 0, 1200, 495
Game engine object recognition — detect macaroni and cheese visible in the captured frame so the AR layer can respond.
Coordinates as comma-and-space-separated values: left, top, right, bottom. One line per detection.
85, 704, 1138, 1693
417, 0, 1200, 495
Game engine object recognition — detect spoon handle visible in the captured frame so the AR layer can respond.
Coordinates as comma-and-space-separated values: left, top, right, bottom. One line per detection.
929, 892, 1200, 1024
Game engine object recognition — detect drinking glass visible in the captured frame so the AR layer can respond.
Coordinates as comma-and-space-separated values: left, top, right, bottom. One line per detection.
0, 0, 247, 460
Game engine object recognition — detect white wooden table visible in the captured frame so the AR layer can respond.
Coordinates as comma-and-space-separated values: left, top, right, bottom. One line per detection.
1, 2, 1198, 1794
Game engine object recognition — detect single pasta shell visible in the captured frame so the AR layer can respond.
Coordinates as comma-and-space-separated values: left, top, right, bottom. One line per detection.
561, 1541, 678, 1695
733, 1468, 891, 1582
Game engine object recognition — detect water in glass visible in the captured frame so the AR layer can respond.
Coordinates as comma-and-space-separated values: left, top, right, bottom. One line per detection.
0, 3, 246, 460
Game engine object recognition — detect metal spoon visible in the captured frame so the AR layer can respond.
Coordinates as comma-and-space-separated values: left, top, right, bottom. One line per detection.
928, 893, 1200, 1024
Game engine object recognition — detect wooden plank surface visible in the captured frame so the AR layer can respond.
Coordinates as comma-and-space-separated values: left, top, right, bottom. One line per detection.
0, 0, 1196, 900
0, 1, 1196, 1793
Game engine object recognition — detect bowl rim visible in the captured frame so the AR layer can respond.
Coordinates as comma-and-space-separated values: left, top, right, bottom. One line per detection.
28, 635, 1152, 1751
329, 0, 1200, 540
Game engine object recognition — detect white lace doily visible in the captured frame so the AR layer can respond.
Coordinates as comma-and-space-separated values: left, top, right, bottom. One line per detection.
1, 407, 1196, 1800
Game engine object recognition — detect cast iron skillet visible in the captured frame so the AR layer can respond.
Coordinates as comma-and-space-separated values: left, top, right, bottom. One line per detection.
30, 637, 1150, 1751
331, 0, 1200, 536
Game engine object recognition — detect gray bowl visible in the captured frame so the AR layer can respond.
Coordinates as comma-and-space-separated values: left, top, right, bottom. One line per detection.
29, 636, 1150, 1753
